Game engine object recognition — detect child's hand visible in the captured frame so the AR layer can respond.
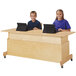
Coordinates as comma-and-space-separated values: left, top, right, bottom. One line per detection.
33, 27, 39, 30
58, 28, 63, 31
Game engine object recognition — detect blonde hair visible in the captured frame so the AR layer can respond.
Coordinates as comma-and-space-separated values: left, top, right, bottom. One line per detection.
30, 11, 37, 16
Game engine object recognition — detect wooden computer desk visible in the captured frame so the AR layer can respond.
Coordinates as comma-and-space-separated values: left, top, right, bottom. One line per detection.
2, 29, 74, 68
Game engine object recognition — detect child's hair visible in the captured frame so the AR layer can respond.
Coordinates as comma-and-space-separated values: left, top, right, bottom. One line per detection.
56, 9, 64, 20
30, 11, 37, 16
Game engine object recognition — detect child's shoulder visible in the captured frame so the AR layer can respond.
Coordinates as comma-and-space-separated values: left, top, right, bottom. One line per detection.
36, 20, 41, 23
63, 19, 69, 23
55, 19, 68, 22
28, 20, 32, 23
63, 19, 68, 21
28, 20, 40, 23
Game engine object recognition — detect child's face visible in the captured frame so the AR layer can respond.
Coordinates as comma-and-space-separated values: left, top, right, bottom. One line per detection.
56, 11, 63, 20
30, 13, 37, 22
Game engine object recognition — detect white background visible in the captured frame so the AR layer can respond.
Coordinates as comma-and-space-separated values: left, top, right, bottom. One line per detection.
0, 0, 76, 76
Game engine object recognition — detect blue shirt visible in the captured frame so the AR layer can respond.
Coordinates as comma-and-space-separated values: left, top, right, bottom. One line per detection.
53, 19, 71, 30
28, 20, 42, 30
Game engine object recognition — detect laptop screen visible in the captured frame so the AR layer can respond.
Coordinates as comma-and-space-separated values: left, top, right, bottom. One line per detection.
43, 24, 57, 33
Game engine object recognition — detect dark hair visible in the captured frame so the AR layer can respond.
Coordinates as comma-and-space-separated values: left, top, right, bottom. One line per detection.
56, 9, 64, 20
30, 11, 37, 16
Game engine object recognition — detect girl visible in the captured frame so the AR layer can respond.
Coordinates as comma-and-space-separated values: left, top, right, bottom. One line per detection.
53, 9, 71, 32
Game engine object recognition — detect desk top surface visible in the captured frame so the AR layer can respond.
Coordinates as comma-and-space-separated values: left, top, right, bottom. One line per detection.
2, 28, 74, 37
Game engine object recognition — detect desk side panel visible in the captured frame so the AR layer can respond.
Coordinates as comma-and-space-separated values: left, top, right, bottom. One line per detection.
61, 41, 69, 60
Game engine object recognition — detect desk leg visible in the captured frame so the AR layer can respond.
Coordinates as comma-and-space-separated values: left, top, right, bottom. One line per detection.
60, 54, 73, 68
3, 51, 7, 58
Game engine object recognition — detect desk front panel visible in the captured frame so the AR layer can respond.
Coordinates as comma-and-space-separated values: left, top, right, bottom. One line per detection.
7, 39, 62, 62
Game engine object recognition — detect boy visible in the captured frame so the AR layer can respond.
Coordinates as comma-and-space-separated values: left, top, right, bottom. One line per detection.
27, 11, 42, 30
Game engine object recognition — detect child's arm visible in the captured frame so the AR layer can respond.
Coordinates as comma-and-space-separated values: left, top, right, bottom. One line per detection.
33, 27, 39, 30
63, 20, 71, 31
58, 28, 71, 32
58, 20, 71, 32
62, 29, 71, 31
33, 22, 42, 30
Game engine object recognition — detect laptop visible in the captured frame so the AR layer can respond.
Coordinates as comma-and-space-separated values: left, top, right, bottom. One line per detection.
43, 24, 57, 33
16, 23, 28, 31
